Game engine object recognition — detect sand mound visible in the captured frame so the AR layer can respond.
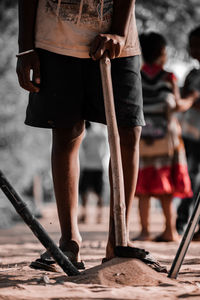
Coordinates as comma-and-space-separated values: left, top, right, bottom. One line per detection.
67, 257, 176, 287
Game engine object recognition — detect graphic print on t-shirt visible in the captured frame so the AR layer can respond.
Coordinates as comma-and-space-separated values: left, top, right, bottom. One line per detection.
45, 0, 113, 28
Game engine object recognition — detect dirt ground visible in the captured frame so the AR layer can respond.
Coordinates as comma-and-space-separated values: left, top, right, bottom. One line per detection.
1, 201, 200, 300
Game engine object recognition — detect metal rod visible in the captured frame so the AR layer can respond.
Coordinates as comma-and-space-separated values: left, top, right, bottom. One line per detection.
168, 190, 200, 278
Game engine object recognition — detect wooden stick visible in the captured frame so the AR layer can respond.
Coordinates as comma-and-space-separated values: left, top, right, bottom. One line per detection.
100, 57, 127, 246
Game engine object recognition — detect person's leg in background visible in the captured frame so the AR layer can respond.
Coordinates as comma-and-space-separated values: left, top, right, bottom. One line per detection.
106, 126, 142, 259
79, 191, 88, 223
133, 195, 151, 240
94, 170, 104, 224
156, 194, 180, 242
79, 170, 90, 224
51, 121, 85, 262
96, 194, 103, 223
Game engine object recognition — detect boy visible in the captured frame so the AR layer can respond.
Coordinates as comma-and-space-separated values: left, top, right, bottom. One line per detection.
16, 0, 145, 270
134, 32, 196, 242
176, 26, 200, 237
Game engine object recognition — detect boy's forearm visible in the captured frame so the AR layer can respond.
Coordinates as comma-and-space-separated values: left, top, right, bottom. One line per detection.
110, 0, 135, 37
18, 0, 38, 52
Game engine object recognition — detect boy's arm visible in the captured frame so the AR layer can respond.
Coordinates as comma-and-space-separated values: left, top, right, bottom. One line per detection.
90, 0, 135, 60
16, 0, 40, 93
171, 75, 199, 112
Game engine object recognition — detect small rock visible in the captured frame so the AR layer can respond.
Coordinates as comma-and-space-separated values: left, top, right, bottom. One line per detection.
114, 272, 125, 277
43, 275, 50, 284
36, 275, 50, 284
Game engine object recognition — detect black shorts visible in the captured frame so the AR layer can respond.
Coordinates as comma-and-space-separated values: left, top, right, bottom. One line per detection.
79, 170, 103, 195
25, 49, 145, 129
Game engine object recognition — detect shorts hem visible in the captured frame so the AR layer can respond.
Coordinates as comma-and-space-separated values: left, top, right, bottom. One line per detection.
24, 120, 83, 129
25, 118, 145, 129
25, 120, 52, 129
86, 118, 145, 128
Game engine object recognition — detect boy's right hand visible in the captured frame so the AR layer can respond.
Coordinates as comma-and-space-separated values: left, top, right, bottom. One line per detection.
89, 34, 125, 60
16, 51, 40, 93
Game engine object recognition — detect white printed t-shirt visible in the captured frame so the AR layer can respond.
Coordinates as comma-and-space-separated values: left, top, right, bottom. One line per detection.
35, 0, 141, 58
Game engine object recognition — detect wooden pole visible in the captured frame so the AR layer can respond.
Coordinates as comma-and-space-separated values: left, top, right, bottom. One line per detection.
100, 57, 127, 246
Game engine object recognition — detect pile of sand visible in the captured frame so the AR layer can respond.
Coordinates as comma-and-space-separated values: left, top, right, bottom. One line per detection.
67, 257, 177, 287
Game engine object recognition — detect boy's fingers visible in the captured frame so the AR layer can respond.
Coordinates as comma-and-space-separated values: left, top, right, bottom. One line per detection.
33, 61, 41, 85
22, 68, 39, 92
90, 36, 103, 59
17, 73, 25, 91
16, 54, 40, 92
114, 42, 122, 58
90, 37, 100, 57
107, 39, 116, 59
91, 35, 108, 60
90, 34, 125, 60
17, 68, 29, 91
94, 44, 106, 60
91, 36, 124, 60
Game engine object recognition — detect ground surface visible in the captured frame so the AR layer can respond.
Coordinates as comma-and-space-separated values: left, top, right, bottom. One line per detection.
1, 202, 200, 299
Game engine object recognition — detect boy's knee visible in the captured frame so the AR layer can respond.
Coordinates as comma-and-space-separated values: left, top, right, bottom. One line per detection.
119, 126, 142, 149
52, 121, 85, 147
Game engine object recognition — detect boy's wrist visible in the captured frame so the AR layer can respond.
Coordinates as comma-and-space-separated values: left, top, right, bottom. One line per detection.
16, 49, 35, 58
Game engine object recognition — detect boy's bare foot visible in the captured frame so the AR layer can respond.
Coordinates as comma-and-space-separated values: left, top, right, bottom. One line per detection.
132, 232, 152, 241
30, 240, 85, 271
153, 232, 181, 242
59, 239, 82, 263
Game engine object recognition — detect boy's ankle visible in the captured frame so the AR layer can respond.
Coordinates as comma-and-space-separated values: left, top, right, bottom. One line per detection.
59, 239, 81, 253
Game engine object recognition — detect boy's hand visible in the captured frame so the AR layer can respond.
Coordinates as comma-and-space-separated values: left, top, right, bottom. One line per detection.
90, 34, 125, 60
192, 90, 200, 99
191, 90, 200, 109
16, 51, 40, 93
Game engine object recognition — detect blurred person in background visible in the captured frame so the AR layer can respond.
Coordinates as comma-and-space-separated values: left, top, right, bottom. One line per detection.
134, 32, 199, 242
176, 26, 200, 239
79, 121, 108, 224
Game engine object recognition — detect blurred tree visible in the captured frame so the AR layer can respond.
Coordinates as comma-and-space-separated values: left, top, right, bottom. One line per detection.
0, 2, 51, 192
136, 0, 200, 59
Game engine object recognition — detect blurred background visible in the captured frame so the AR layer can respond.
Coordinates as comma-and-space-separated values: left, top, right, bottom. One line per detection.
0, 0, 199, 227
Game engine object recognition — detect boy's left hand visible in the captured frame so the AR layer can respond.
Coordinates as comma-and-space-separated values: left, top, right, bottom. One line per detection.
89, 34, 125, 60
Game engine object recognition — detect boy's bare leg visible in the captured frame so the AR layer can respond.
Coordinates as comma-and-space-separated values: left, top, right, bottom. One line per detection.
106, 126, 142, 259
51, 121, 84, 262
